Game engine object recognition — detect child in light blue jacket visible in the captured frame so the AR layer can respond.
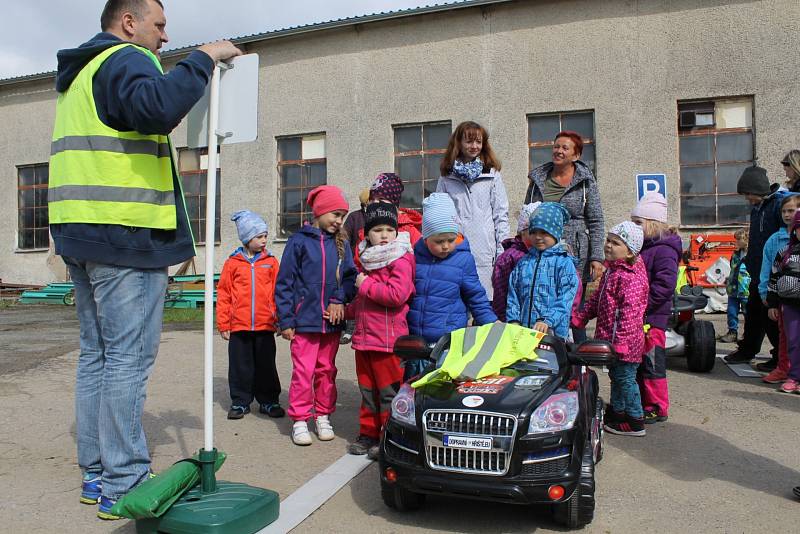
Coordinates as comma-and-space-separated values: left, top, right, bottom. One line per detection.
506, 202, 579, 338
759, 194, 800, 303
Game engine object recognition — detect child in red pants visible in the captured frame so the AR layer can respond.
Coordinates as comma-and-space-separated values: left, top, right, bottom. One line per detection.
275, 186, 357, 446
345, 202, 415, 459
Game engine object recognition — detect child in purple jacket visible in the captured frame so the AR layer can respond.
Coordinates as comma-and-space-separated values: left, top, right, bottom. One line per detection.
492, 202, 539, 321
573, 222, 649, 436
631, 193, 681, 424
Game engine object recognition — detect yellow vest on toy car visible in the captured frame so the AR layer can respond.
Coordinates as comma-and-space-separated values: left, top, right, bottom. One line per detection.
412, 323, 544, 388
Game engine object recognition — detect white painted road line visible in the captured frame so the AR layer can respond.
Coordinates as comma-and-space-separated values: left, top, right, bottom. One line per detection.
258, 454, 374, 533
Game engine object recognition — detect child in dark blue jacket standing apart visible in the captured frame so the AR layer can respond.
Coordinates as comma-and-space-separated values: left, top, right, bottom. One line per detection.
506, 202, 579, 338
406, 193, 497, 380
275, 186, 357, 446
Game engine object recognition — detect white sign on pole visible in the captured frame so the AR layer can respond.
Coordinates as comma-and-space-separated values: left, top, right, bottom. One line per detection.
187, 53, 259, 148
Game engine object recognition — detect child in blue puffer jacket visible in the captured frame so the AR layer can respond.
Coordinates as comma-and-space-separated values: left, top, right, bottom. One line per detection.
406, 193, 497, 380
506, 202, 579, 338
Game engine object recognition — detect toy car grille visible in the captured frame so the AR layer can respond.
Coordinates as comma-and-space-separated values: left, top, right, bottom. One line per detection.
425, 410, 515, 436
423, 410, 517, 476
521, 455, 570, 476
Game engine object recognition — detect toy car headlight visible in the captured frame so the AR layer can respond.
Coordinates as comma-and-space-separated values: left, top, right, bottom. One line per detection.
391, 383, 416, 426
527, 391, 579, 434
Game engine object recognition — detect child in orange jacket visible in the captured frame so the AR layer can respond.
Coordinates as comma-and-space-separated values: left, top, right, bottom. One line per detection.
216, 210, 283, 420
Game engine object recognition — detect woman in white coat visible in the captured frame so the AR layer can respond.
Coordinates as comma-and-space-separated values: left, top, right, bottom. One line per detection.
436, 121, 510, 301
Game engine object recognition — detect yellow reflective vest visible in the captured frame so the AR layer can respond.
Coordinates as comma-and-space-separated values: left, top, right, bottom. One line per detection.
412, 323, 545, 388
49, 43, 178, 229
676, 265, 689, 295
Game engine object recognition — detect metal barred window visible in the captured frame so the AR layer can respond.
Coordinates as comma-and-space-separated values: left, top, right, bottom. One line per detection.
277, 134, 327, 237
17, 163, 49, 250
178, 147, 221, 244
527, 111, 596, 174
393, 122, 451, 210
678, 97, 754, 227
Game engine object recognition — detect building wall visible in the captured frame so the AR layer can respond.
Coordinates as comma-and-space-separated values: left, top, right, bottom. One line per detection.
1, 0, 798, 285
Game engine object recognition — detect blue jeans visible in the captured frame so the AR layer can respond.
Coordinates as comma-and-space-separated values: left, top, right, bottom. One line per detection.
609, 362, 643, 419
64, 257, 167, 500
727, 295, 746, 333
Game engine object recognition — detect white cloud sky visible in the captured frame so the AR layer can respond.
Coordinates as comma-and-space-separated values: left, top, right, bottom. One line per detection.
0, 0, 446, 79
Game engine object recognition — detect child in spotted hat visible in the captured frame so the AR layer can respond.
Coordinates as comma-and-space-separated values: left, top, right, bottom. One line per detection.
506, 202, 580, 338
491, 202, 540, 322
573, 221, 650, 436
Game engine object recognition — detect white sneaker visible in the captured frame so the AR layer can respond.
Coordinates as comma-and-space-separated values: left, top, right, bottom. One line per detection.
315, 415, 335, 441
292, 421, 312, 446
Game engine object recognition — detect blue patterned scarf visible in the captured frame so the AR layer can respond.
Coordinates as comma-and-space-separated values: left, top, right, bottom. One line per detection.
452, 158, 484, 184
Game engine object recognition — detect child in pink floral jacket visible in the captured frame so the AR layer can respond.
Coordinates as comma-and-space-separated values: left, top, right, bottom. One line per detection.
572, 221, 649, 437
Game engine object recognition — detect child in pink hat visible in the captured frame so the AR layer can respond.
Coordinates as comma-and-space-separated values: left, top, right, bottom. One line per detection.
275, 185, 358, 445
631, 193, 681, 424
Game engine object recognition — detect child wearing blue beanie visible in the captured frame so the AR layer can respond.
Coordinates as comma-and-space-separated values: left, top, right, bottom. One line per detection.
406, 193, 497, 380
217, 210, 283, 420
506, 202, 579, 338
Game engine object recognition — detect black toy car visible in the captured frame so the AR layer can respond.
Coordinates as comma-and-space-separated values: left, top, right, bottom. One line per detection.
378, 329, 616, 529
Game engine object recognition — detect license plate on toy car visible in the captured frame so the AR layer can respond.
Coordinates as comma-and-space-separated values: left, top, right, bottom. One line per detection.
442, 435, 492, 450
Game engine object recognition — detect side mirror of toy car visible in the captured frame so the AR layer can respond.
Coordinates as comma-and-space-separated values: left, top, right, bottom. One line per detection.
568, 340, 617, 367
394, 335, 435, 360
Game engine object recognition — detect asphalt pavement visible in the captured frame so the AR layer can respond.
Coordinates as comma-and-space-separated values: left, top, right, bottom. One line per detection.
0, 305, 797, 533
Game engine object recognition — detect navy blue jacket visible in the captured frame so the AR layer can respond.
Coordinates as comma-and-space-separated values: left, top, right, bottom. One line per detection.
407, 238, 497, 343
275, 225, 357, 334
50, 33, 214, 269
745, 185, 785, 276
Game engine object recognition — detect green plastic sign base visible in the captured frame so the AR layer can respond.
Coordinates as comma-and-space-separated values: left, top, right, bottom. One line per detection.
134, 481, 279, 534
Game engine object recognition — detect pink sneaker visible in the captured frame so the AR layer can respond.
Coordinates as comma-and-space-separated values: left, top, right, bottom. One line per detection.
779, 379, 799, 394
763, 369, 788, 384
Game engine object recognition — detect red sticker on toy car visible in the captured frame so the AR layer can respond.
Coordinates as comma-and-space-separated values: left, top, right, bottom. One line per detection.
457, 376, 514, 395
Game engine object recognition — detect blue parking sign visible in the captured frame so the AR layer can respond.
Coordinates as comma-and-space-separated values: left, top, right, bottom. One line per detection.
636, 174, 666, 201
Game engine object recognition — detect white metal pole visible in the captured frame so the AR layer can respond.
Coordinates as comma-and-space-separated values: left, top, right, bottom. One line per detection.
203, 63, 221, 452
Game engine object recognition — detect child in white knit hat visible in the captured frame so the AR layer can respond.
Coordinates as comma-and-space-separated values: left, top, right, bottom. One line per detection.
573, 221, 650, 436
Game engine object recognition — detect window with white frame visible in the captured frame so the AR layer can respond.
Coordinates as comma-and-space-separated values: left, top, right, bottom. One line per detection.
178, 147, 221, 244
17, 163, 49, 250
678, 97, 754, 226
277, 134, 327, 236
393, 122, 451, 210
527, 111, 596, 173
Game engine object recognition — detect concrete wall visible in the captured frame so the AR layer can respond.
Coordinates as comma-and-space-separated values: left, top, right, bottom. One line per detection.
2, 0, 798, 285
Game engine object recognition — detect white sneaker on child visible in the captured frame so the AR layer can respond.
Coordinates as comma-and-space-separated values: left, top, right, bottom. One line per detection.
292, 421, 312, 446
315, 415, 335, 441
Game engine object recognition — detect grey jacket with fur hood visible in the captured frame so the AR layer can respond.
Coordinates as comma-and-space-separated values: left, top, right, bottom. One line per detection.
524, 161, 605, 279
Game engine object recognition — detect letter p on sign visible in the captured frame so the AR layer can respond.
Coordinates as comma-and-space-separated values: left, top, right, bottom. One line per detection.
636, 174, 666, 201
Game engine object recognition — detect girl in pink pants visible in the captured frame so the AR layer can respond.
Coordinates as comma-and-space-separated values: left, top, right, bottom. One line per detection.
274, 185, 358, 446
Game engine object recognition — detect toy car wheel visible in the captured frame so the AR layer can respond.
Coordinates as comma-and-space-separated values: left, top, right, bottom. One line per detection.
686, 320, 716, 373
381, 477, 426, 512
553, 439, 595, 528
63, 290, 75, 306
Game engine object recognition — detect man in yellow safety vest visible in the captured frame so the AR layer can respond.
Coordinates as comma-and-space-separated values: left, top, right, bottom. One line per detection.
49, 0, 240, 520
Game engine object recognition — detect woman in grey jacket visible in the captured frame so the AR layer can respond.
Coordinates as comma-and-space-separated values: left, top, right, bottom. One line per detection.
437, 121, 510, 300
524, 130, 605, 283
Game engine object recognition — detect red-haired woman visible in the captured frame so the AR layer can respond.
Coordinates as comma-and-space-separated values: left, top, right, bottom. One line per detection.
525, 131, 606, 285
436, 121, 510, 300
